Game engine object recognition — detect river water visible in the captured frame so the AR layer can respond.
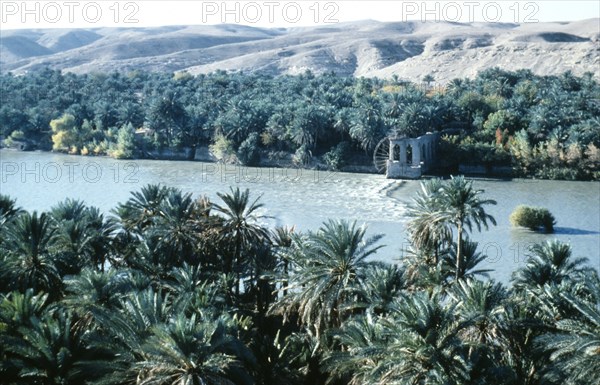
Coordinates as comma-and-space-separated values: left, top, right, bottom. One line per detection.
1, 150, 598, 283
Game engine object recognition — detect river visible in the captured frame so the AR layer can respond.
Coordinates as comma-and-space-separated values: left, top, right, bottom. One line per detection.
1, 149, 598, 283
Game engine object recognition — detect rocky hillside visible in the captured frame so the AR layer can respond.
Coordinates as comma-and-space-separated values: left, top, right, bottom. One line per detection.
1, 19, 598, 82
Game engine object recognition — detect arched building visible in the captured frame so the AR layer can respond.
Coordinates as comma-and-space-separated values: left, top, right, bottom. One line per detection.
386, 132, 440, 179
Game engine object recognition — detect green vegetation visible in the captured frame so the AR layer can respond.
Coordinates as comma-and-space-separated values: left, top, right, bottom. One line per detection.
510, 205, 556, 232
1, 68, 598, 179
323, 141, 350, 170
1, 178, 598, 385
109, 123, 137, 159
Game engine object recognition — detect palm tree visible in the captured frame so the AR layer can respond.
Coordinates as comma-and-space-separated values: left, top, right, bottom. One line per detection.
439, 176, 497, 280
2, 211, 61, 294
95, 287, 174, 352
61, 268, 132, 330
49, 198, 87, 222
509, 241, 595, 340
0, 289, 50, 338
271, 226, 295, 296
0, 290, 49, 380
89, 288, 175, 384
113, 184, 175, 233
49, 200, 117, 274
449, 279, 507, 341
323, 315, 390, 385
80, 206, 117, 272
498, 297, 545, 385
377, 291, 469, 384
442, 239, 493, 282
153, 189, 202, 266
248, 241, 278, 314
114, 187, 209, 275
273, 219, 383, 338
148, 91, 187, 148
163, 262, 206, 294
512, 240, 592, 292
52, 218, 93, 276
405, 177, 495, 284
357, 262, 407, 315
162, 263, 227, 315
0, 197, 24, 291
405, 178, 452, 265
402, 245, 449, 292
0, 309, 92, 385
0, 194, 23, 230
537, 276, 600, 385
448, 279, 512, 381
133, 314, 254, 385
327, 291, 468, 385
349, 101, 385, 153
213, 187, 270, 296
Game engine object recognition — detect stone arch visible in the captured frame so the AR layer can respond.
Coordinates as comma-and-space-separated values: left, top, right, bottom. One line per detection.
393, 144, 400, 161
385, 132, 440, 179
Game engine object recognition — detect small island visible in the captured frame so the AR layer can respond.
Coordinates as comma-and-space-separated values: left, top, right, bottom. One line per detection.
510, 205, 556, 233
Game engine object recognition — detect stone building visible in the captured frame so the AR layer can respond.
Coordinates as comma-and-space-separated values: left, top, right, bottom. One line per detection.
386, 132, 440, 179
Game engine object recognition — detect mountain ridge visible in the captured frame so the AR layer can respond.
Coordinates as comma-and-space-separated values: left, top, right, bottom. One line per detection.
1, 19, 598, 82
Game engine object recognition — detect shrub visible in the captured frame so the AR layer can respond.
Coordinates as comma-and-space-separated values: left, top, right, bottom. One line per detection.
50, 113, 78, 152
292, 144, 312, 166
457, 141, 512, 166
209, 134, 237, 163
510, 205, 556, 233
109, 123, 136, 159
237, 132, 261, 166
323, 142, 350, 170
3, 130, 25, 147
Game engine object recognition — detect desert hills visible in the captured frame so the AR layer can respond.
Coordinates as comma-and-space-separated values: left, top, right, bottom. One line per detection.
1, 18, 598, 82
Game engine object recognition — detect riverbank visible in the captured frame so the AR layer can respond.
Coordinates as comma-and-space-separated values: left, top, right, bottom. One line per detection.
1, 145, 379, 175
2, 146, 599, 182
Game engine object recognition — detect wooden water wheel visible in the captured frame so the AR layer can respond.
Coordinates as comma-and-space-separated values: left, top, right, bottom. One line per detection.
373, 137, 390, 173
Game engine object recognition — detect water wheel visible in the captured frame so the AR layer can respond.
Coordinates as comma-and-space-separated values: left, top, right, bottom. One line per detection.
373, 137, 390, 173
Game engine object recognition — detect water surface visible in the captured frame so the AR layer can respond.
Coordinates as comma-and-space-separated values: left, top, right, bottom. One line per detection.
2, 150, 598, 283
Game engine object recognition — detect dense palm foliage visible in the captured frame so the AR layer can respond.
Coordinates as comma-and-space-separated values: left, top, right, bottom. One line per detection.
213, 187, 270, 297
537, 276, 600, 385
273, 219, 383, 338
406, 177, 496, 280
0, 182, 598, 385
1, 69, 599, 179
1, 211, 61, 294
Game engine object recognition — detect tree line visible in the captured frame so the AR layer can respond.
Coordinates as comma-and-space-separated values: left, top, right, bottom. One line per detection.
1, 177, 598, 384
1, 68, 599, 179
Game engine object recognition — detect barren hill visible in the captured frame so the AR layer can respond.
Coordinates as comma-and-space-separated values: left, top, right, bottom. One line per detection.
1, 19, 598, 82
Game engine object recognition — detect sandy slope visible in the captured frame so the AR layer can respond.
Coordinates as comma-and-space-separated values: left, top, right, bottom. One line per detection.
1, 19, 598, 81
